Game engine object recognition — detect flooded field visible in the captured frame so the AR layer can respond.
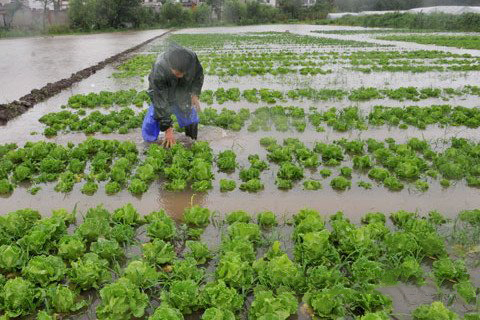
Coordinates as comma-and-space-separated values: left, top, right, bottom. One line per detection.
0, 25, 479, 319
0, 29, 167, 103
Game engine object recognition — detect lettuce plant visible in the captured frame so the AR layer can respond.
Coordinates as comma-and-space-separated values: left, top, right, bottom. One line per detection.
123, 260, 160, 289
240, 179, 264, 192
148, 304, 184, 320
161, 279, 200, 314
1, 277, 39, 317
45, 284, 87, 313
412, 301, 458, 320
215, 251, 254, 289
330, 176, 351, 191
185, 240, 212, 264
216, 150, 237, 172
57, 235, 86, 260
257, 211, 277, 227
22, 255, 67, 286
220, 179, 236, 192
249, 289, 298, 320
143, 239, 176, 265
0, 244, 26, 271
90, 238, 124, 262
183, 206, 211, 228
200, 280, 244, 312
96, 277, 149, 320
69, 253, 111, 290
147, 211, 176, 241
112, 203, 141, 226
226, 210, 251, 224
201, 307, 235, 320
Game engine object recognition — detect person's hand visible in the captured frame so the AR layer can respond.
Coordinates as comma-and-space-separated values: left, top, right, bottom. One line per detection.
162, 127, 175, 148
191, 95, 201, 112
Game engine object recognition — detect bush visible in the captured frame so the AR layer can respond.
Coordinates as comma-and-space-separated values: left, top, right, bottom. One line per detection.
193, 3, 212, 25
224, 0, 247, 24
160, 2, 193, 27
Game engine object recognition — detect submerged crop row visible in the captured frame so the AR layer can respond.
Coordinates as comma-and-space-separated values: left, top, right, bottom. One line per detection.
0, 139, 218, 196
39, 104, 480, 137
4, 136, 480, 195
199, 86, 480, 104
377, 34, 480, 50
0, 204, 477, 319
155, 32, 381, 51
114, 49, 480, 78
64, 85, 480, 109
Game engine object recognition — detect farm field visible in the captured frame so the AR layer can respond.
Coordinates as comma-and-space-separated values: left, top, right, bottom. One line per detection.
0, 25, 479, 319
377, 35, 480, 50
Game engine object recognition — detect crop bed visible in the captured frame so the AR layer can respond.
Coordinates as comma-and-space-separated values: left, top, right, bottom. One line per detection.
0, 204, 478, 319
1, 28, 480, 319
377, 35, 480, 50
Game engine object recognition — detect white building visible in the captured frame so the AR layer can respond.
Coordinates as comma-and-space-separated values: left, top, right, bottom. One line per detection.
260, 0, 276, 7
143, 0, 162, 11
24, 0, 68, 10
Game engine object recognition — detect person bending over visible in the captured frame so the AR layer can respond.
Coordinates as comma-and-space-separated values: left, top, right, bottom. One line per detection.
142, 45, 204, 147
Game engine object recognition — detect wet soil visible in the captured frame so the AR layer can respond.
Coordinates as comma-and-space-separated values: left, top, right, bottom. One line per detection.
0, 30, 171, 124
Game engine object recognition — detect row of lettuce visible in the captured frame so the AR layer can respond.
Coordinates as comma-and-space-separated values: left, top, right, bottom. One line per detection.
3, 136, 480, 195
113, 49, 480, 78
64, 86, 480, 109
39, 104, 480, 137
0, 204, 478, 319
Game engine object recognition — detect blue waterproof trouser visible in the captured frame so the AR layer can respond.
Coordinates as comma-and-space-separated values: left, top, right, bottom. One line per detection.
142, 105, 199, 142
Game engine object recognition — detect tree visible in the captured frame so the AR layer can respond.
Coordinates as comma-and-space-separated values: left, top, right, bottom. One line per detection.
68, 0, 143, 30
96, 0, 142, 28
160, 1, 192, 27
192, 3, 211, 25
224, 0, 246, 24
2, 0, 23, 30
278, 0, 303, 20
35, 0, 53, 30
205, 0, 223, 20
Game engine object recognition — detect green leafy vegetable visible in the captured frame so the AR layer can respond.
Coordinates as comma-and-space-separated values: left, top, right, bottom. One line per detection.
330, 176, 352, 191
124, 260, 159, 288
201, 308, 235, 320
219, 179, 236, 192
96, 277, 149, 320
226, 210, 251, 224
249, 289, 298, 320
412, 301, 458, 320
200, 280, 244, 312
148, 304, 184, 320
69, 253, 111, 290
45, 284, 87, 313
143, 239, 176, 265
1, 277, 38, 317
257, 211, 277, 227
185, 240, 212, 264
161, 279, 200, 314
183, 206, 211, 227
22, 255, 67, 286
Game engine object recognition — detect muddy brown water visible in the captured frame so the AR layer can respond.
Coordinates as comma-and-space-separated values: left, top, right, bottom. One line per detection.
1, 26, 480, 319
2, 26, 480, 222
0, 29, 167, 104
